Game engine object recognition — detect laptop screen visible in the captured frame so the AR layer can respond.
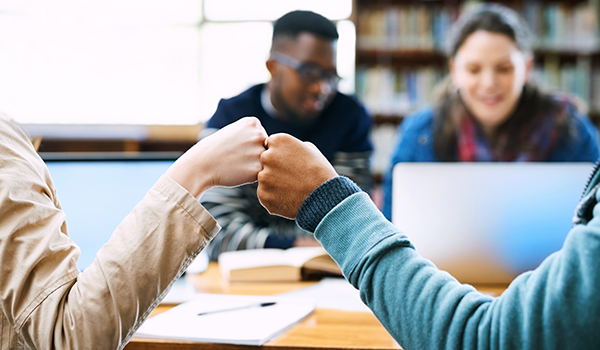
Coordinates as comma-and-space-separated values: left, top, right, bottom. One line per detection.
44, 153, 177, 270
392, 162, 593, 284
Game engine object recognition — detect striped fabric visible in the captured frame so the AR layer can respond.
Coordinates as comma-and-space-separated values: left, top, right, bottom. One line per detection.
331, 150, 372, 191
202, 150, 372, 260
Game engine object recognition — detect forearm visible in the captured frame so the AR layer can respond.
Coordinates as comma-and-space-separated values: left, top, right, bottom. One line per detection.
298, 176, 600, 349
2, 173, 218, 349
310, 192, 492, 349
1, 114, 270, 349
85, 176, 215, 341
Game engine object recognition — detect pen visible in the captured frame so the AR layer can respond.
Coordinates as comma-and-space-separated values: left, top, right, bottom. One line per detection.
197, 302, 277, 316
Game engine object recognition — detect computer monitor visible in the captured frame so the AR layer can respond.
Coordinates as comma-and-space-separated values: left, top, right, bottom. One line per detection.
44, 152, 178, 270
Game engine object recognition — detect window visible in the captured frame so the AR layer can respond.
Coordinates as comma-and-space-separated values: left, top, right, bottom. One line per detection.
0, 0, 354, 125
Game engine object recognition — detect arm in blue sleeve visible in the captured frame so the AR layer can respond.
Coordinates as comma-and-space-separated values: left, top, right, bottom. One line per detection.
299, 177, 600, 349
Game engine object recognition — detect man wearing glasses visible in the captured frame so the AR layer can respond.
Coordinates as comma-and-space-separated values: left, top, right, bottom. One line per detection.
200, 10, 373, 259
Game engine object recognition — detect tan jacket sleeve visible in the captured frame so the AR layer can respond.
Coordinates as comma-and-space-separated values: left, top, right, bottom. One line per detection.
0, 115, 219, 350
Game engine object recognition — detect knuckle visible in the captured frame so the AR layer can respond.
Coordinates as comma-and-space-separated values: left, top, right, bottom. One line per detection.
240, 116, 259, 128
269, 133, 285, 145
257, 169, 268, 184
260, 149, 272, 163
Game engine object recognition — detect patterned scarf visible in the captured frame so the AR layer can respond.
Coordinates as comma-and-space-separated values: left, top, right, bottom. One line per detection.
456, 97, 570, 161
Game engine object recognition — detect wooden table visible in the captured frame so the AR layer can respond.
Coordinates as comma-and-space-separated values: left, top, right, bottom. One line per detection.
125, 263, 507, 350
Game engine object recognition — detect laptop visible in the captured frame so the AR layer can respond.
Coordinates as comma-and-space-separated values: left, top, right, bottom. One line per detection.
391, 162, 593, 285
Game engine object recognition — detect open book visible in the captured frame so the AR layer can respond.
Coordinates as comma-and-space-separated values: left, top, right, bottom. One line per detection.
135, 293, 315, 346
218, 247, 343, 282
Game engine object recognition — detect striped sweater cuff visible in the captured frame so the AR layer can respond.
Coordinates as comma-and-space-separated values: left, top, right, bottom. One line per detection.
296, 176, 362, 233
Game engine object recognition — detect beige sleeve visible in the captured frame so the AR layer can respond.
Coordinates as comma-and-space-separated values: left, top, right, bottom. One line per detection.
0, 115, 219, 349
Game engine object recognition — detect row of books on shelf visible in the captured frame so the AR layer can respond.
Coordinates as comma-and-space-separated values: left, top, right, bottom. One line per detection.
357, 0, 600, 53
356, 66, 445, 117
521, 1, 600, 52
357, 57, 600, 122
357, 4, 453, 52
532, 56, 594, 110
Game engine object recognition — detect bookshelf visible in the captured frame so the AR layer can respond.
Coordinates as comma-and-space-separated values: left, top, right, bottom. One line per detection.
355, 0, 600, 178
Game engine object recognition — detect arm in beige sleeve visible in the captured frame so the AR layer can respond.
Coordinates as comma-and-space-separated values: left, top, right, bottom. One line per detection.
0, 116, 266, 349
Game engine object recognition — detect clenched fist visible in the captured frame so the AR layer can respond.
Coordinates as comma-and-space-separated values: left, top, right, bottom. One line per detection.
166, 117, 267, 199
257, 133, 338, 219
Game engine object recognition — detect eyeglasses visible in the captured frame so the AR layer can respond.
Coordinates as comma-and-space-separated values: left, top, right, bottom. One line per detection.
271, 52, 340, 87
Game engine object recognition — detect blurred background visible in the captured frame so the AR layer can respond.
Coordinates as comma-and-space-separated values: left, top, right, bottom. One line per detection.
2, 0, 600, 189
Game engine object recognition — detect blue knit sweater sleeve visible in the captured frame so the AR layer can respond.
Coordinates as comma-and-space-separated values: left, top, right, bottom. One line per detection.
297, 177, 600, 349
296, 176, 362, 233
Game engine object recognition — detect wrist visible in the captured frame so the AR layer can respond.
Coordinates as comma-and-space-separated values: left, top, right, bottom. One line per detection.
165, 162, 213, 199
296, 176, 362, 233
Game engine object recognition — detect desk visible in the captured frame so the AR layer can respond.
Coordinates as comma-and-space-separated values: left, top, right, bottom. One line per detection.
125, 263, 507, 350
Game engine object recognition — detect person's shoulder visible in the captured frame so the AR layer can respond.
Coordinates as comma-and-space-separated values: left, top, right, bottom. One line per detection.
396, 108, 435, 149
206, 84, 264, 128
546, 94, 600, 161
388, 107, 437, 164
550, 94, 595, 132
564, 107, 600, 152
332, 91, 364, 107
401, 107, 435, 133
218, 84, 263, 107
329, 92, 369, 117
545, 93, 586, 117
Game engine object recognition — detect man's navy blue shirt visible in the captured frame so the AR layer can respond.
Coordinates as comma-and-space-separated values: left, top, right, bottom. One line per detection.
205, 84, 373, 161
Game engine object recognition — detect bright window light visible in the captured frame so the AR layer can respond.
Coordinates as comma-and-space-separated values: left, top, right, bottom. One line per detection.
0, 1, 355, 125
0, 0, 202, 26
337, 20, 356, 95
204, 0, 352, 21
197, 22, 273, 123
0, 20, 202, 125
0, 0, 203, 125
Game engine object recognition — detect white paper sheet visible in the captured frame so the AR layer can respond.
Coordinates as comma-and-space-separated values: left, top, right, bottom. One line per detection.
277, 278, 372, 313
136, 293, 315, 345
